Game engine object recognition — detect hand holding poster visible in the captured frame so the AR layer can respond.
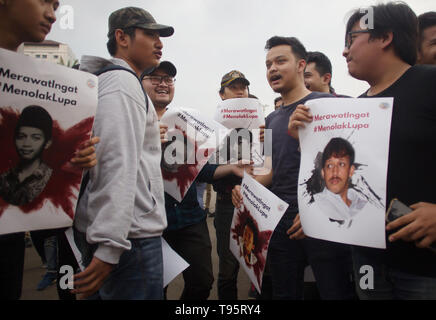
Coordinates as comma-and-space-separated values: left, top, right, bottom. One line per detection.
230, 173, 288, 293
0, 49, 98, 235
160, 107, 229, 202
214, 98, 265, 166
298, 97, 393, 248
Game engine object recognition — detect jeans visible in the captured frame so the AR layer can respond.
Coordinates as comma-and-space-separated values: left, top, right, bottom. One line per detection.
268, 210, 355, 300
164, 219, 214, 300
74, 229, 164, 300
44, 235, 57, 273
214, 197, 240, 300
352, 246, 436, 300
0, 232, 25, 300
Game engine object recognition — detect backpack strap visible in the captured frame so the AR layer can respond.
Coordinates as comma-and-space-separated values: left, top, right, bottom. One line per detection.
94, 64, 149, 112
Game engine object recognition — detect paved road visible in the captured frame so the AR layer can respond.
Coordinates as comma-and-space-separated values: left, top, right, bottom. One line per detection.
20, 215, 251, 300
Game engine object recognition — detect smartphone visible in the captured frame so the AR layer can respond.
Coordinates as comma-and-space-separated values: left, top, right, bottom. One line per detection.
386, 199, 436, 253
386, 198, 412, 223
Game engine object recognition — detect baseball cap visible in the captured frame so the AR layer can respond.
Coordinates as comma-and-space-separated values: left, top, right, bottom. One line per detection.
108, 7, 174, 37
142, 60, 177, 79
220, 70, 250, 89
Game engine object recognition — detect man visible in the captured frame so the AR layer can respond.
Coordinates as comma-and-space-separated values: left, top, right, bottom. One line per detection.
417, 11, 436, 65
73, 7, 174, 300
213, 70, 253, 300
233, 36, 355, 300
304, 51, 333, 94
289, 2, 436, 299
314, 137, 367, 228
142, 61, 252, 300
0, 0, 98, 300
274, 97, 282, 110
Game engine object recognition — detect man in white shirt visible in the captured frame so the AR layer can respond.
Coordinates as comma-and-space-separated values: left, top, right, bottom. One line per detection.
314, 137, 367, 228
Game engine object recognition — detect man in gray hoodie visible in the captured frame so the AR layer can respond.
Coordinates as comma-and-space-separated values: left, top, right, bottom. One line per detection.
73, 7, 173, 300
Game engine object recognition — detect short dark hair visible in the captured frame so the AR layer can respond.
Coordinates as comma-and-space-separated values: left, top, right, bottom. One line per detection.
418, 11, 436, 45
15, 105, 53, 142
107, 27, 137, 56
274, 96, 282, 105
345, 2, 418, 66
265, 36, 307, 61
321, 137, 355, 167
306, 51, 332, 77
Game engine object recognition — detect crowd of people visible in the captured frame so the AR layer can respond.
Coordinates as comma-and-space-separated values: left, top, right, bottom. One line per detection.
0, 0, 436, 301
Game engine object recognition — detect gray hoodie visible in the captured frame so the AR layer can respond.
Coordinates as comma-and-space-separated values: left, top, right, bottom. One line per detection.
75, 56, 167, 264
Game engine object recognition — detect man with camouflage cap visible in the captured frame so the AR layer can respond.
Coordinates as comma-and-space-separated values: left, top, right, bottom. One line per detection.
213, 70, 251, 299
74, 7, 173, 300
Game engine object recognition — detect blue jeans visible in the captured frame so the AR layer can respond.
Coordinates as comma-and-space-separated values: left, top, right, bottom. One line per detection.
74, 230, 164, 300
44, 235, 57, 273
268, 210, 355, 300
352, 246, 436, 300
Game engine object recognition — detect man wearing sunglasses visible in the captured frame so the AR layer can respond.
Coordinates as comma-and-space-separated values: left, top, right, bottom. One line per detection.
289, 2, 436, 300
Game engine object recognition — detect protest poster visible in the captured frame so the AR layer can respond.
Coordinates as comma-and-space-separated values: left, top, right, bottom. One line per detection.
298, 97, 393, 248
162, 238, 190, 288
230, 173, 288, 293
214, 98, 265, 167
0, 48, 98, 235
160, 107, 229, 202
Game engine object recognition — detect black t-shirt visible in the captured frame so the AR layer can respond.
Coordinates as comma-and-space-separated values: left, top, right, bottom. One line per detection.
360, 65, 436, 277
265, 92, 331, 212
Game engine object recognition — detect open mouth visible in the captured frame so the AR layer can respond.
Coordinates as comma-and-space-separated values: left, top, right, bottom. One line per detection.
269, 74, 282, 83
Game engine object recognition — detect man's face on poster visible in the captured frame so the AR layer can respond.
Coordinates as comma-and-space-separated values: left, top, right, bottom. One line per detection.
15, 126, 50, 161
321, 155, 355, 196
242, 224, 255, 265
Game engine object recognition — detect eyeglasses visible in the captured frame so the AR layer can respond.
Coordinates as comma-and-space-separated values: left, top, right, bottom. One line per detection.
143, 76, 175, 85
345, 30, 371, 49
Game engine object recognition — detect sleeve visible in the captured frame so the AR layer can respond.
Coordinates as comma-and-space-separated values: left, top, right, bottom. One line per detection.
85, 87, 147, 264
195, 163, 218, 184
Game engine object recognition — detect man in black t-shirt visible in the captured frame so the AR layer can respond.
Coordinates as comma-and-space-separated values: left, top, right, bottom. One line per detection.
233, 37, 355, 300
289, 2, 436, 299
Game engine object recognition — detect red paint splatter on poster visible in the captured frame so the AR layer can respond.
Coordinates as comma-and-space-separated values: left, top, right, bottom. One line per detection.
0, 107, 94, 219
231, 205, 272, 286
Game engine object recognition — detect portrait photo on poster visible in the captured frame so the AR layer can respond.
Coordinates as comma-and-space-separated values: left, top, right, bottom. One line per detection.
0, 105, 93, 220
231, 204, 272, 289
300, 136, 383, 229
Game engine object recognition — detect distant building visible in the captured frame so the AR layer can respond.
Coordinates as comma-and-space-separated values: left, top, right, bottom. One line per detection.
18, 40, 77, 67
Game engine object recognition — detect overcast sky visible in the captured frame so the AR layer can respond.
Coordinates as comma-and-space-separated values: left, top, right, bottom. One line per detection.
49, 0, 435, 116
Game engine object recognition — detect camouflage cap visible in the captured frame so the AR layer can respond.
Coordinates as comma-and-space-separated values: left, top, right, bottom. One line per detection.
220, 70, 250, 89
108, 7, 174, 37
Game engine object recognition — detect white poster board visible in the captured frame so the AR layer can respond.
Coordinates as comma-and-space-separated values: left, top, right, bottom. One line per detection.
160, 107, 229, 202
230, 173, 288, 293
0, 49, 98, 235
298, 97, 393, 249
214, 98, 265, 166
